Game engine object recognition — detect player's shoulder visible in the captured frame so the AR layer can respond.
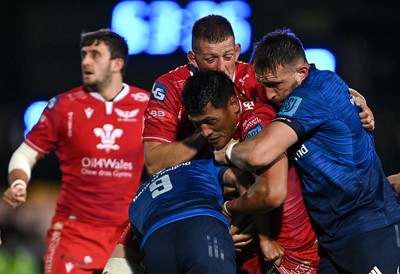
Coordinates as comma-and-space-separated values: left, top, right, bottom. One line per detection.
45, 86, 86, 110
156, 63, 192, 83
235, 61, 256, 76
127, 85, 150, 103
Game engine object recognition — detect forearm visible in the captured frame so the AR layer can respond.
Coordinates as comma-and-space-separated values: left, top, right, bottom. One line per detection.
225, 154, 288, 215
144, 133, 208, 176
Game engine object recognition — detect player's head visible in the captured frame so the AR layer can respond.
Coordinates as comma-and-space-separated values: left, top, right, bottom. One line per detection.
182, 70, 240, 150
250, 28, 309, 106
80, 29, 128, 89
187, 15, 241, 80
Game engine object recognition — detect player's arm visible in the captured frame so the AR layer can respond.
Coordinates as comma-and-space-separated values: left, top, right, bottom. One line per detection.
144, 132, 208, 176
387, 173, 400, 195
3, 142, 41, 208
349, 88, 375, 131
223, 152, 288, 215
103, 224, 144, 274
218, 121, 297, 171
222, 154, 288, 264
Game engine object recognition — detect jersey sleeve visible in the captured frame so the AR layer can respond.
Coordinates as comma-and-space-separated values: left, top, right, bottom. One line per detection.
143, 74, 186, 144
24, 95, 62, 155
236, 101, 276, 141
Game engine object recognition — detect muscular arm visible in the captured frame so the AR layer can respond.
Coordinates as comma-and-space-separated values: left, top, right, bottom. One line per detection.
223, 152, 288, 214
144, 132, 208, 176
227, 122, 297, 171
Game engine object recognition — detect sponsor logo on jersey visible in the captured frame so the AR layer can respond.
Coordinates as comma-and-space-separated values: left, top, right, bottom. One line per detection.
238, 73, 249, 87
93, 124, 123, 152
146, 107, 173, 121
244, 124, 262, 140
242, 101, 255, 110
65, 262, 74, 273
47, 95, 60, 110
131, 92, 149, 102
115, 108, 140, 121
84, 107, 94, 119
293, 144, 309, 161
151, 82, 167, 102
280, 96, 303, 116
368, 266, 382, 274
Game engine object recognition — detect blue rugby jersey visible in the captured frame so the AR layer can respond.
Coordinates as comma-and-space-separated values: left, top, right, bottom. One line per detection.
129, 159, 229, 248
275, 64, 400, 250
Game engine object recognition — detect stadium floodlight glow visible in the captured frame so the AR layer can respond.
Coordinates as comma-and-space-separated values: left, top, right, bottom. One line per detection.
305, 48, 336, 72
111, 0, 252, 55
24, 101, 48, 137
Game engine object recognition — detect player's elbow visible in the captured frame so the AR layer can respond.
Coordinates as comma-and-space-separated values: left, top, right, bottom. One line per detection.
267, 189, 287, 209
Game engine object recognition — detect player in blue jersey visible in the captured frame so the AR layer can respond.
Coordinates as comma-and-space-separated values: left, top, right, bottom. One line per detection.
128, 159, 245, 274
217, 28, 400, 273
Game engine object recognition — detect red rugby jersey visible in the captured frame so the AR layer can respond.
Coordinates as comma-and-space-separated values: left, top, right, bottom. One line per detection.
143, 61, 267, 143
25, 84, 149, 225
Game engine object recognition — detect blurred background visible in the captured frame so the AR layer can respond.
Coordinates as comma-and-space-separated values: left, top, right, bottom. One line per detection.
0, 0, 399, 272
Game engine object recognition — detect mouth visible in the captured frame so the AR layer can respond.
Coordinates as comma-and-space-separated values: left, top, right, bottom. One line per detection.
208, 136, 224, 149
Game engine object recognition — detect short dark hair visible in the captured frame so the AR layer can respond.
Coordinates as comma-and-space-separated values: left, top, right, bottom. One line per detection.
250, 28, 306, 78
191, 15, 235, 51
80, 29, 129, 71
182, 70, 236, 117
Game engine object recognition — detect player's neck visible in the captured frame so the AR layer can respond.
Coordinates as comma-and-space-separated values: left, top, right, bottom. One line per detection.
98, 80, 124, 101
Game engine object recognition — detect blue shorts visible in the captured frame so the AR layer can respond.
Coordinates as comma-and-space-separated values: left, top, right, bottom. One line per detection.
317, 221, 400, 273
142, 216, 236, 274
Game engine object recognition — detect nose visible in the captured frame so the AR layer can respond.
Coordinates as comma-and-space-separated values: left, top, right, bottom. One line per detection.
265, 87, 276, 101
199, 124, 213, 138
215, 58, 225, 72
81, 55, 91, 67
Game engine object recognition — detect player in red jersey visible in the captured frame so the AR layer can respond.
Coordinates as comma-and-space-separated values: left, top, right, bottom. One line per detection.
183, 70, 319, 273
2, 29, 149, 274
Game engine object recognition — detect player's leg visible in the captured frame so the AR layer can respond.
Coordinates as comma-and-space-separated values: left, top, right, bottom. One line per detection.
320, 220, 400, 273
177, 216, 236, 274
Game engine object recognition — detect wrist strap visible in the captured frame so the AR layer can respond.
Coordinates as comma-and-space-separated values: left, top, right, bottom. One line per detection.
223, 200, 232, 217
225, 142, 237, 162
10, 179, 27, 189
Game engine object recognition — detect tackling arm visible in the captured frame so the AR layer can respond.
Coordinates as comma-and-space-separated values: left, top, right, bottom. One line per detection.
144, 132, 208, 176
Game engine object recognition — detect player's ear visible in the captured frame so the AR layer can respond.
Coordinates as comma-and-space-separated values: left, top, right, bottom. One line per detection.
112, 58, 125, 73
228, 95, 240, 112
234, 43, 241, 61
187, 51, 199, 69
296, 64, 309, 81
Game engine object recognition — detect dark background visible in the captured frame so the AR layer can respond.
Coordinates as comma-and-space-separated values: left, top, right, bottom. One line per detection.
0, 0, 399, 271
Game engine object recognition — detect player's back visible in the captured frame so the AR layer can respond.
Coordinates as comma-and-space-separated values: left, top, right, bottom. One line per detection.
129, 159, 227, 246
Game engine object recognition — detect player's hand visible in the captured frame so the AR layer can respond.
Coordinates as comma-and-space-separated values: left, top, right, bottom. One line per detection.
230, 224, 254, 251
3, 185, 27, 208
258, 236, 285, 266
214, 138, 239, 165
353, 94, 375, 131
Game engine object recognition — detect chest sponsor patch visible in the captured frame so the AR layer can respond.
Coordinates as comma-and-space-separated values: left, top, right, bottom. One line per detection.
279, 96, 302, 116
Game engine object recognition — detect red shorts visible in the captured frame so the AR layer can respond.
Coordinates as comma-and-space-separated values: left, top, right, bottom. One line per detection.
43, 216, 127, 274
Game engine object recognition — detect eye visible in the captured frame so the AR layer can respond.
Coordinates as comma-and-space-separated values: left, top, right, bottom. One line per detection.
223, 54, 233, 61
204, 58, 215, 63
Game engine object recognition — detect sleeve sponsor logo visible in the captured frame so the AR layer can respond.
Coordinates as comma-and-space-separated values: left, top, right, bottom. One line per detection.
244, 123, 262, 140
151, 82, 167, 102
46, 95, 60, 110
280, 96, 302, 116
146, 108, 173, 121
